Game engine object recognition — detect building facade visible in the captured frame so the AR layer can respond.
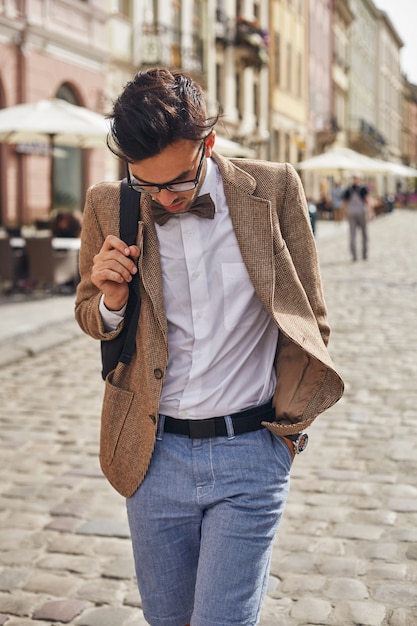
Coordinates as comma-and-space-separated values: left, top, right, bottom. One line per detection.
308, 0, 333, 154
268, 0, 308, 164
0, 0, 108, 228
0, 0, 414, 229
214, 0, 270, 159
347, 0, 381, 156
332, 0, 353, 148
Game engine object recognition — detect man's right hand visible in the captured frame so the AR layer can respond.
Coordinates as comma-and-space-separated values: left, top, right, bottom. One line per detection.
91, 235, 140, 311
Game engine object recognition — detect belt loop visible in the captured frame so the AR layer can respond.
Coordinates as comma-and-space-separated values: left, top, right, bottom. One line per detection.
224, 415, 235, 440
157, 414, 166, 441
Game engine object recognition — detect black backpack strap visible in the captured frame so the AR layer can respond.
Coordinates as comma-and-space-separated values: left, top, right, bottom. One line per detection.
119, 179, 141, 366
120, 178, 140, 247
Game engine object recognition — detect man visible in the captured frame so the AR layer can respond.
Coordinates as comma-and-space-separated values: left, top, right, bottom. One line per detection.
342, 174, 370, 261
331, 180, 344, 223
75, 68, 343, 626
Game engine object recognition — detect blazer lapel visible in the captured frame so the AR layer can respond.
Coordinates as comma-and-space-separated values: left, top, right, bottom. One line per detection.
213, 153, 276, 317
139, 194, 168, 340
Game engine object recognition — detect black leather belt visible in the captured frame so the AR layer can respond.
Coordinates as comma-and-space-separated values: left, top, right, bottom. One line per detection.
163, 400, 275, 439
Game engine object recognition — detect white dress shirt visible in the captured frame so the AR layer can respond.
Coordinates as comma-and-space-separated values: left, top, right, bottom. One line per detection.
101, 158, 278, 419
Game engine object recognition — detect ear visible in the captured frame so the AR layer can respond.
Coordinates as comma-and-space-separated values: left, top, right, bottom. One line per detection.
204, 131, 216, 158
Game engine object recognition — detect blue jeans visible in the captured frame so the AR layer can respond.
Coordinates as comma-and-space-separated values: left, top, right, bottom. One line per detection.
126, 417, 292, 626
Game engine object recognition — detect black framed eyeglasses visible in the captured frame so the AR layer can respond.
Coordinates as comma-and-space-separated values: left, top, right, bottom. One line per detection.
126, 141, 206, 194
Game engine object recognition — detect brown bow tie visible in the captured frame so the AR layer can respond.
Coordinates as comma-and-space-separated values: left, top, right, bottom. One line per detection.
151, 193, 215, 226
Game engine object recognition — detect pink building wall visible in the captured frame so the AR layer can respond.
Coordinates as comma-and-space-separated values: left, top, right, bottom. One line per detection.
0, 0, 107, 228
308, 0, 333, 149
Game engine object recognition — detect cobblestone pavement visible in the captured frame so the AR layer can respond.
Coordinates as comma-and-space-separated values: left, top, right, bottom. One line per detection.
0, 211, 416, 626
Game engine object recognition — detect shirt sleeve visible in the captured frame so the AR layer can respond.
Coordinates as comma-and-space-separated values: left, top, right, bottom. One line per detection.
99, 294, 127, 332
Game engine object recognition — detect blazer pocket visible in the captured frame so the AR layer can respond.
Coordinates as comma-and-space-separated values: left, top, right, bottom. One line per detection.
100, 374, 134, 466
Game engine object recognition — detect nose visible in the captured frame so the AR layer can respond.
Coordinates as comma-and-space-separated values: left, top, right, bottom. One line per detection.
155, 188, 178, 207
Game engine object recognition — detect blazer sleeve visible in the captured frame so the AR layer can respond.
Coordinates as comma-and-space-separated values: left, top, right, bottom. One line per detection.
74, 183, 124, 341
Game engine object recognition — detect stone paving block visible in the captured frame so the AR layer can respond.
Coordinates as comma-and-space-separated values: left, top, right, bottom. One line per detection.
0, 346, 28, 368
333, 522, 385, 540
373, 582, 417, 607
93, 537, 133, 558
0, 550, 39, 567
406, 544, 417, 560
278, 573, 326, 596
35, 553, 100, 575
366, 563, 407, 580
389, 607, 417, 626
33, 598, 90, 622
333, 600, 386, 626
387, 497, 417, 512
325, 577, 369, 600
44, 516, 82, 532
23, 571, 81, 596
77, 518, 130, 538
0, 567, 31, 591
0, 589, 43, 617
123, 586, 141, 608
270, 552, 318, 575
319, 556, 360, 577
259, 596, 292, 624
75, 605, 135, 626
307, 537, 346, 555
102, 557, 136, 580
46, 534, 96, 556
350, 509, 397, 525
1, 511, 50, 532
3, 619, 51, 625
51, 501, 90, 518
390, 528, 417, 542
0, 528, 35, 549
17, 327, 78, 357
125, 616, 149, 626
290, 597, 332, 623
362, 542, 402, 562
75, 578, 127, 604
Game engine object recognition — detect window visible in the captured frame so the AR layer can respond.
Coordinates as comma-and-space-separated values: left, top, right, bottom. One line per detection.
286, 43, 292, 92
297, 52, 302, 98
274, 32, 281, 86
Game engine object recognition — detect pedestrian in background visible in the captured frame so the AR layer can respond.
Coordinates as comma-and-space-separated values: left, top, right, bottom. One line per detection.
75, 68, 343, 626
331, 180, 344, 222
342, 173, 370, 261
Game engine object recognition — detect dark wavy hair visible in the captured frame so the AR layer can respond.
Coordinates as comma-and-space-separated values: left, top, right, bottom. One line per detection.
107, 68, 219, 163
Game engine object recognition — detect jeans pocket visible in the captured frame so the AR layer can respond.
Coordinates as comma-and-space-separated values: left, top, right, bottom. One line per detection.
268, 430, 294, 469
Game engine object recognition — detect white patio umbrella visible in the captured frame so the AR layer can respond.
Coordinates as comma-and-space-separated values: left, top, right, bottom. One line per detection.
296, 147, 387, 175
0, 98, 109, 215
375, 161, 417, 178
215, 135, 256, 158
0, 98, 109, 147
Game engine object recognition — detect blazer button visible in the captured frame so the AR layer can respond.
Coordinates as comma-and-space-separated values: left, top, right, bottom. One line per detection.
154, 368, 164, 380
149, 414, 156, 424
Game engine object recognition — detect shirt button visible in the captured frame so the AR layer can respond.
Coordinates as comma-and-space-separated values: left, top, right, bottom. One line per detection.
193, 271, 200, 278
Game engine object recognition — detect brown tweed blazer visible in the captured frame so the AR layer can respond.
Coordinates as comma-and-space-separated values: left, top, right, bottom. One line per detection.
75, 152, 344, 497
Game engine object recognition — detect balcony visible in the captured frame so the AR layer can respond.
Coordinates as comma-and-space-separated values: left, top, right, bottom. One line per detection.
315, 117, 340, 151
215, 15, 269, 69
348, 119, 386, 157
137, 23, 203, 74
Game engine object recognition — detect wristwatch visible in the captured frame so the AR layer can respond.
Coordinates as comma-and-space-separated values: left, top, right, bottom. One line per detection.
283, 432, 309, 455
